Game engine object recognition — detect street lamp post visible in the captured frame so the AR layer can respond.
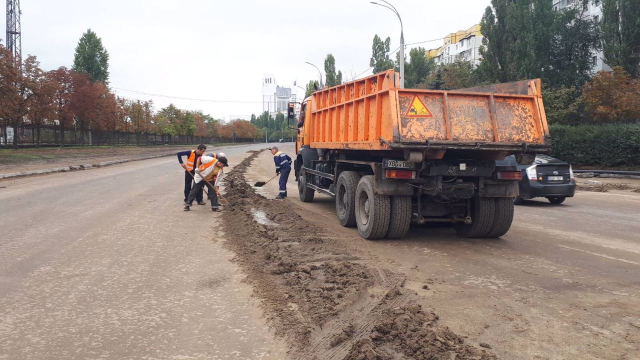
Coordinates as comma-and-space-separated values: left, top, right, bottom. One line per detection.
371, 0, 404, 88
305, 61, 323, 88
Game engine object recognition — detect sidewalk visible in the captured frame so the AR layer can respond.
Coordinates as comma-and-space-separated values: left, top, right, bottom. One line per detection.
0, 145, 230, 180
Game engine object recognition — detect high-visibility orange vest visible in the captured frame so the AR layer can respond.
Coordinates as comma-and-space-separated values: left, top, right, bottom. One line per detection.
198, 158, 217, 172
185, 150, 197, 171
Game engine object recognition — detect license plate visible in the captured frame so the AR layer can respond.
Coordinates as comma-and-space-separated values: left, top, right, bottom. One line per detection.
383, 159, 415, 169
547, 176, 564, 181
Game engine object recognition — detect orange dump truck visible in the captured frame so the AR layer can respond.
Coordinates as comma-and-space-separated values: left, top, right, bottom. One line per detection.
289, 70, 550, 240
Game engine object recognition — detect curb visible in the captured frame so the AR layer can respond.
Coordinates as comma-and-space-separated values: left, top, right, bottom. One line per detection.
0, 153, 175, 180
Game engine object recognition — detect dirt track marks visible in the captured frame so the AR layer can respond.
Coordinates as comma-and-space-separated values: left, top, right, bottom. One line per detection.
222, 150, 495, 359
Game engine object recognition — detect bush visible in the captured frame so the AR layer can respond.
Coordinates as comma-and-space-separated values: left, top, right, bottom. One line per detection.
549, 123, 640, 167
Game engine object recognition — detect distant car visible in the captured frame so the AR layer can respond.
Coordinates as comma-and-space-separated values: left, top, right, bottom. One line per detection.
498, 155, 576, 204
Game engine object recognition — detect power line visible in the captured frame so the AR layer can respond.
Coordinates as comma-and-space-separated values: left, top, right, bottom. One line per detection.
112, 87, 263, 104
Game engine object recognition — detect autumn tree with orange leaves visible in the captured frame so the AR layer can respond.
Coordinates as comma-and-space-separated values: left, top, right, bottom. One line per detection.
582, 67, 640, 123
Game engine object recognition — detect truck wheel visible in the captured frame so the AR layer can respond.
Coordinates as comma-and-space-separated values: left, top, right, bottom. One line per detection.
454, 196, 495, 238
336, 171, 360, 227
547, 196, 565, 205
484, 198, 514, 238
298, 170, 315, 203
385, 196, 412, 239
355, 175, 390, 240
514, 196, 524, 205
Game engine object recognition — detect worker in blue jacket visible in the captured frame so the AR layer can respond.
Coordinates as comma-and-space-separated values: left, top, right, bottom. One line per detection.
270, 146, 292, 199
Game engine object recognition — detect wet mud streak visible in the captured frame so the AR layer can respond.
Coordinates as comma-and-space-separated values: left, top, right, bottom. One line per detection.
221, 150, 496, 359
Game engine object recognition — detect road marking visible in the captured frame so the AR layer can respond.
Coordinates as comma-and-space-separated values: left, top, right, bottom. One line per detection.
556, 245, 640, 266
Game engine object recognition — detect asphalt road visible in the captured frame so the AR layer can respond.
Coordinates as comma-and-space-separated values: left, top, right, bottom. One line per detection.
248, 145, 640, 360
0, 143, 286, 359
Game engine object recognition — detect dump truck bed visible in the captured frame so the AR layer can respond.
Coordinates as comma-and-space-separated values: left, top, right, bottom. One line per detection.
305, 70, 549, 155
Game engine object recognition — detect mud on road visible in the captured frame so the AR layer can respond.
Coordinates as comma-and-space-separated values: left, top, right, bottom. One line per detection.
221, 150, 495, 360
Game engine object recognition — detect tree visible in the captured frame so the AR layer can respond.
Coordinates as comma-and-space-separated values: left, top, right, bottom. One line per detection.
478, 0, 599, 88
370, 35, 394, 74
600, 0, 640, 78
324, 54, 343, 87
0, 53, 41, 148
543, 86, 583, 125
69, 71, 102, 145
548, 1, 602, 88
582, 67, 640, 122
49, 67, 75, 147
426, 61, 482, 90
404, 47, 435, 88
29, 72, 59, 146
305, 80, 319, 98
73, 29, 110, 84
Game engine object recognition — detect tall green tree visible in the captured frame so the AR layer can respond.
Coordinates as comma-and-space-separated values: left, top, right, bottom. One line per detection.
478, 0, 599, 88
404, 47, 435, 88
600, 0, 640, 78
324, 54, 343, 87
549, 1, 601, 88
370, 35, 394, 73
73, 29, 110, 84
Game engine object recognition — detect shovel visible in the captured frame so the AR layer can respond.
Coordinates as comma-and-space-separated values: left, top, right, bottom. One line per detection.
254, 174, 279, 187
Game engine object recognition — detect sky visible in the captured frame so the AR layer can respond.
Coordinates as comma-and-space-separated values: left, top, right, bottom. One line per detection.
2, 0, 491, 121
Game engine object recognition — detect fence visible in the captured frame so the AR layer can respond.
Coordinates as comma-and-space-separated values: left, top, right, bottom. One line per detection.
0, 124, 234, 147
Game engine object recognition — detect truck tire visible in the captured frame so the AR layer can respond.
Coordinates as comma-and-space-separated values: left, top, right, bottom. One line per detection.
355, 175, 390, 240
335, 171, 360, 227
547, 196, 566, 205
385, 196, 412, 239
454, 196, 495, 238
484, 198, 514, 238
298, 170, 315, 203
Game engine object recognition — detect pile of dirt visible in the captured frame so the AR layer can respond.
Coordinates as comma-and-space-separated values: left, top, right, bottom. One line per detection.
577, 182, 640, 193
221, 150, 495, 359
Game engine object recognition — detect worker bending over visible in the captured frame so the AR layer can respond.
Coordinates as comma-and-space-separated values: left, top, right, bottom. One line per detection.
184, 154, 228, 211
270, 146, 291, 199
177, 144, 207, 205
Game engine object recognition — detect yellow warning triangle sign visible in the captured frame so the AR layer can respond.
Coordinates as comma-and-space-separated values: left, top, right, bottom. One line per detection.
405, 95, 433, 118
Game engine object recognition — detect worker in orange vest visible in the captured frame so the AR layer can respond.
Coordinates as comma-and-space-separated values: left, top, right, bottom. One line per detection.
177, 144, 207, 205
184, 154, 229, 211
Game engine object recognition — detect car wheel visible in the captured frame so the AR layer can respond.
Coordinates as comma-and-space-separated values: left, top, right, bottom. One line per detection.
547, 196, 566, 205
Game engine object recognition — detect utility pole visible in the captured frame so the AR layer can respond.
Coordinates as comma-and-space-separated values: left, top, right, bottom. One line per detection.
6, 0, 22, 64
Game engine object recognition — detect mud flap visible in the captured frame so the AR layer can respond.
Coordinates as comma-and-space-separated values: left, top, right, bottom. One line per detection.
373, 164, 413, 196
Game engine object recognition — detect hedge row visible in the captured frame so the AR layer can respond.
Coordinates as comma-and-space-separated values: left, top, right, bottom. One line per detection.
549, 123, 640, 167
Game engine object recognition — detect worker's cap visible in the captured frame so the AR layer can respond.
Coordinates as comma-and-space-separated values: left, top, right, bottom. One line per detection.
217, 152, 226, 157
216, 156, 229, 167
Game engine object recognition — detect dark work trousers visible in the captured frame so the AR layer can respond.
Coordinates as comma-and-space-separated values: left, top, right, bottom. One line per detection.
186, 180, 219, 209
184, 170, 203, 203
279, 168, 290, 197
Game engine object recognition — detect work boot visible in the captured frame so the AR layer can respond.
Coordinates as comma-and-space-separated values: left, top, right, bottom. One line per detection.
211, 207, 219, 212
197, 201, 206, 205
275, 194, 285, 199
184, 205, 190, 211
